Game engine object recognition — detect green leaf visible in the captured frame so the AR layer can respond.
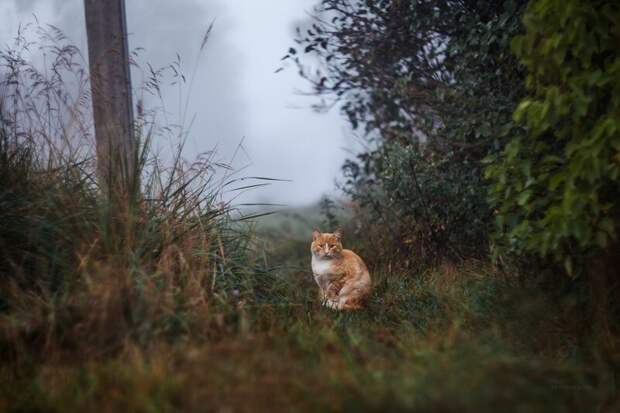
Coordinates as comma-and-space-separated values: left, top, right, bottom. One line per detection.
517, 190, 533, 206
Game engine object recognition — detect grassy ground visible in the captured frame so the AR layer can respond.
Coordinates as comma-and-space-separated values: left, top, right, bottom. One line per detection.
0, 158, 607, 412
1, 241, 604, 412
0, 109, 609, 413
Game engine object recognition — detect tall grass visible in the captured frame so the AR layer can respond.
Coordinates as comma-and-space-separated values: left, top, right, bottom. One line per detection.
0, 24, 272, 367
1, 255, 603, 412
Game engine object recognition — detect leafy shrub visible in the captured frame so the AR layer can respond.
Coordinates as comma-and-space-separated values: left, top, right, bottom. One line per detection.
343, 141, 490, 264
288, 0, 528, 264
486, 0, 620, 275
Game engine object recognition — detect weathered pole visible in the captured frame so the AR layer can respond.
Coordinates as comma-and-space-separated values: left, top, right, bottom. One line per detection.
84, 0, 134, 194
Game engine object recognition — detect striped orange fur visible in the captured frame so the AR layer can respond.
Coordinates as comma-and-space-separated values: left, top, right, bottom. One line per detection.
311, 228, 371, 310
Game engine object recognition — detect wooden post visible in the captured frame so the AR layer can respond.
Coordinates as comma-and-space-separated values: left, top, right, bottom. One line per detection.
84, 0, 134, 194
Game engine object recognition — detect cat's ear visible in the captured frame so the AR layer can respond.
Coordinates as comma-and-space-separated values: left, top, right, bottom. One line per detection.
334, 228, 344, 240
312, 228, 321, 241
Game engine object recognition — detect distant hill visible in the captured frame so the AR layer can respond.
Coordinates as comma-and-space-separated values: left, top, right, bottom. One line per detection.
251, 199, 352, 241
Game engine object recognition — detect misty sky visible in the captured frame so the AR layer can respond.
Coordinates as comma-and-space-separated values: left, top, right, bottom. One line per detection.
1, 0, 354, 206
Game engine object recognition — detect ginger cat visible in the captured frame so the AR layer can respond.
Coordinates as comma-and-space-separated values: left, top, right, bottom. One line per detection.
311, 228, 371, 310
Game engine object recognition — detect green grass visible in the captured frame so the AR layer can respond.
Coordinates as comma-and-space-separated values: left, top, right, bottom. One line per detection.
0, 149, 605, 412
0, 257, 601, 412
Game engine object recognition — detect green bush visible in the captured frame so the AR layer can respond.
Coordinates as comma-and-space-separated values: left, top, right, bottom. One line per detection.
343, 141, 490, 263
289, 1, 528, 263
486, 0, 620, 274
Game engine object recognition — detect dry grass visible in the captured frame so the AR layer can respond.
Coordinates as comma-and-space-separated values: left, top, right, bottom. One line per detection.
0, 22, 267, 366
0, 259, 604, 412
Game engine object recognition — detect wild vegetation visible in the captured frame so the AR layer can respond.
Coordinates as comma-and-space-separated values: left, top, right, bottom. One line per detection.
286, 0, 619, 408
1, 0, 619, 412
287, 0, 528, 263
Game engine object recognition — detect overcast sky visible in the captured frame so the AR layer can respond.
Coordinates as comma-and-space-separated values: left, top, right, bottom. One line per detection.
1, 0, 353, 206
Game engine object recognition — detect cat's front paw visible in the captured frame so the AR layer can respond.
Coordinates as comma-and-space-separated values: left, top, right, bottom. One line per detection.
322, 299, 340, 310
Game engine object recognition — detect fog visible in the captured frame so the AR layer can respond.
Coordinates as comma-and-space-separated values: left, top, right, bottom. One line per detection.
1, 0, 353, 206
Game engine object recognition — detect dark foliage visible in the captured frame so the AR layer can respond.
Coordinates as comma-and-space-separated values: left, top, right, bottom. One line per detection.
288, 0, 528, 263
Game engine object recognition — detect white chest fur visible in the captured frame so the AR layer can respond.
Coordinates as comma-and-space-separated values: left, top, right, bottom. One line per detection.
311, 256, 333, 276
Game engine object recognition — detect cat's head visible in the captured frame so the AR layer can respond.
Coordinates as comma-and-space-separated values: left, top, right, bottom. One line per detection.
311, 228, 343, 259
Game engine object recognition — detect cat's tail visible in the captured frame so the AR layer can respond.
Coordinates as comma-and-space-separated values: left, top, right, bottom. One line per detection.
337, 295, 367, 311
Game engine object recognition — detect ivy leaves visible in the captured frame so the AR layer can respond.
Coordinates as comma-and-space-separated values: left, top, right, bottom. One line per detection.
486, 0, 620, 275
